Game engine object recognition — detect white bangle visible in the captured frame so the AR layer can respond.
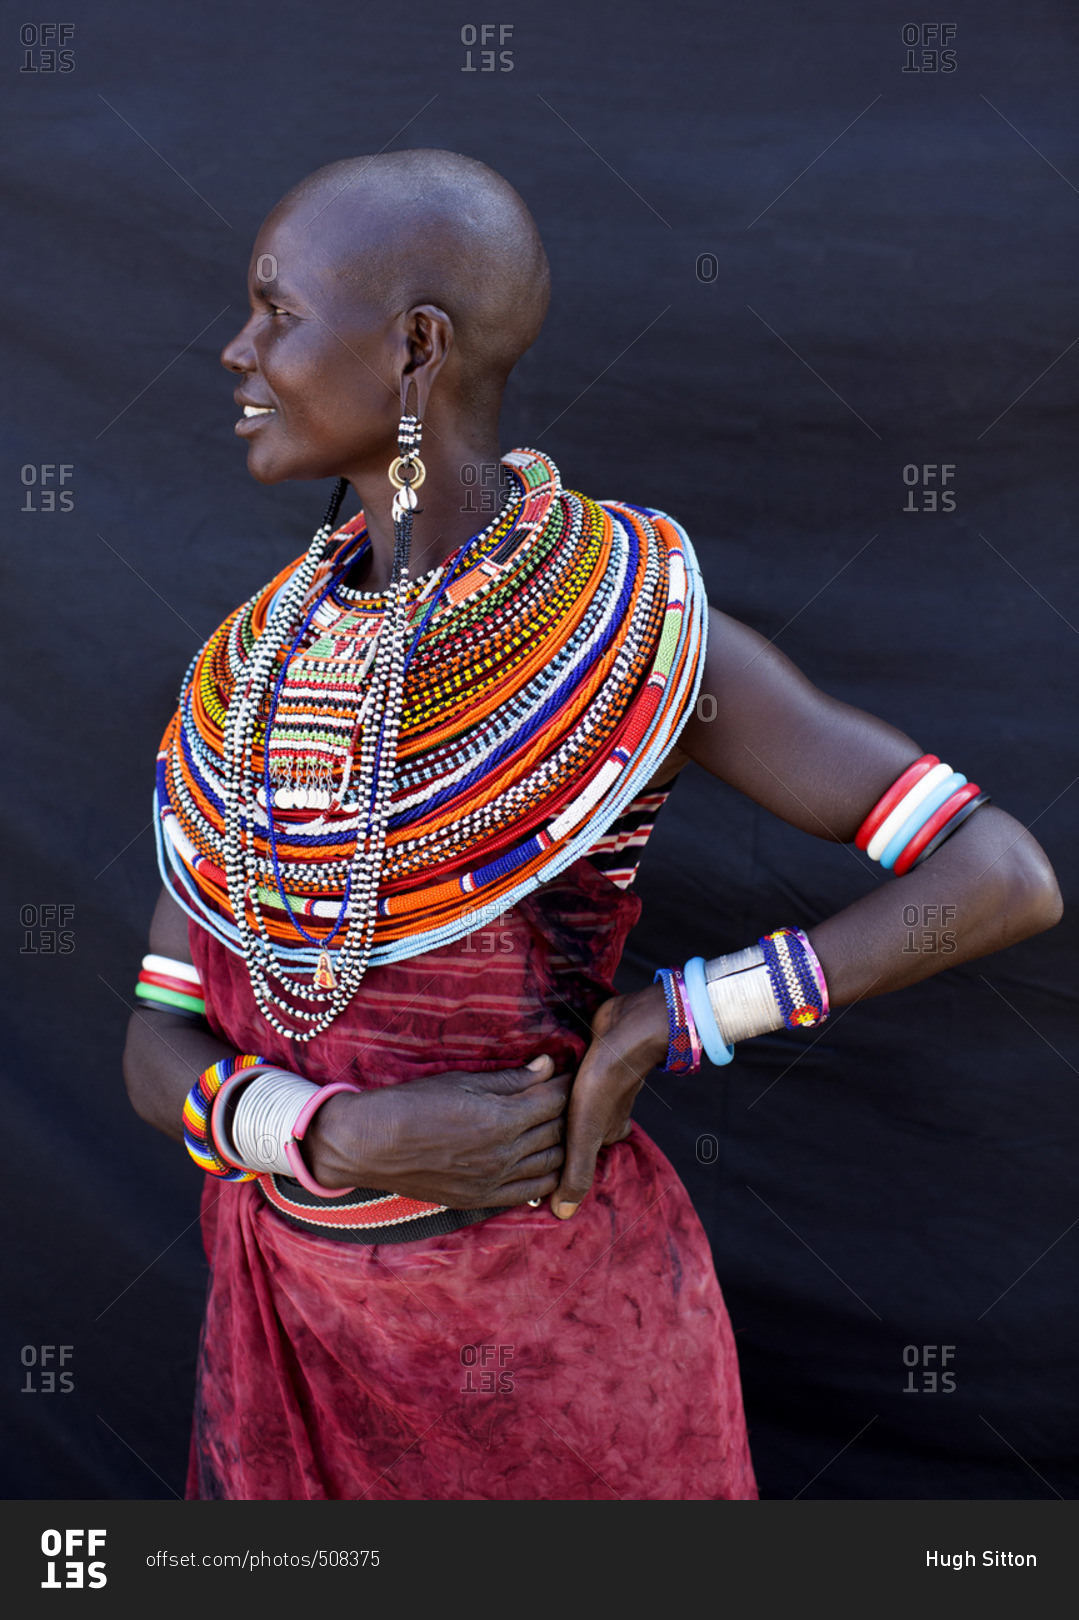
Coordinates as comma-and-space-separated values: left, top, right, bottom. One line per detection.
142, 953, 202, 988
866, 761, 954, 862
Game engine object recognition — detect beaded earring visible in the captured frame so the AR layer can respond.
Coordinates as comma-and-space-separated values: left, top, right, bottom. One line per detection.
388, 410, 426, 525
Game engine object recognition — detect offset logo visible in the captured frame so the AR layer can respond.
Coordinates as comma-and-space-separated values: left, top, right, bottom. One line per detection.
41, 1530, 107, 1589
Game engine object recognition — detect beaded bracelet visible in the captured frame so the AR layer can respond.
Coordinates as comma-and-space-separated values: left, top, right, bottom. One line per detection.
788, 927, 830, 1019
702, 929, 830, 1050
653, 966, 702, 1074
182, 1055, 270, 1182
208, 1069, 266, 1172
675, 929, 831, 1069
759, 927, 828, 1029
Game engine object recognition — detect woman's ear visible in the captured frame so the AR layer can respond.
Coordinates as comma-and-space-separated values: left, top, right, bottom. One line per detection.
400, 304, 454, 419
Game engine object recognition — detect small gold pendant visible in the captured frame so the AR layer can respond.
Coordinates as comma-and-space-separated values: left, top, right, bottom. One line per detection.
314, 950, 337, 991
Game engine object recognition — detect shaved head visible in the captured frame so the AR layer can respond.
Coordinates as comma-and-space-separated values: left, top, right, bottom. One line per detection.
223, 149, 548, 517
277, 149, 550, 413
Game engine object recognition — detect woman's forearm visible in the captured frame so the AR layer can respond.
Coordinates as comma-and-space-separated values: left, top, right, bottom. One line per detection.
806, 805, 1062, 1007
626, 804, 1061, 1066
122, 1008, 234, 1143
122, 1008, 387, 1185
122, 1005, 569, 1205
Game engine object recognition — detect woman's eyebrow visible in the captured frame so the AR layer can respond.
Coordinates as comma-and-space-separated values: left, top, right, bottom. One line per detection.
253, 278, 297, 301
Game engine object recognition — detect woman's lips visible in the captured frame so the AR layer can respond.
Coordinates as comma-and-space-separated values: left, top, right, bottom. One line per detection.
235, 405, 277, 435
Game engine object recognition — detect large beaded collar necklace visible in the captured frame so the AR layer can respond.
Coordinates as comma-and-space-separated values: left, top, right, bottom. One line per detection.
156, 448, 707, 1041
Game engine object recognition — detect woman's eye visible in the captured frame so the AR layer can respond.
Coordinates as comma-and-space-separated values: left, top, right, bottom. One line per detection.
269, 304, 289, 317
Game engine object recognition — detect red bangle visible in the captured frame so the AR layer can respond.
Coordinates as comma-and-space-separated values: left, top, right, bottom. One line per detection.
855, 754, 939, 850
892, 782, 982, 875
139, 968, 204, 998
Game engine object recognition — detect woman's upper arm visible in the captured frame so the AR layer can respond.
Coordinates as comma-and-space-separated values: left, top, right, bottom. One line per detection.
147, 884, 195, 964
675, 606, 924, 841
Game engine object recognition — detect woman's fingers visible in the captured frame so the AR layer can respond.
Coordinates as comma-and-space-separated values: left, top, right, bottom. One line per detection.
496, 1172, 563, 1206
462, 1057, 560, 1095
509, 1115, 565, 1162
549, 1066, 612, 1220
512, 1072, 573, 1125
508, 1144, 565, 1183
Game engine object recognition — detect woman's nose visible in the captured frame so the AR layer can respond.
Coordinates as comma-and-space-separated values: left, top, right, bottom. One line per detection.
220, 318, 256, 374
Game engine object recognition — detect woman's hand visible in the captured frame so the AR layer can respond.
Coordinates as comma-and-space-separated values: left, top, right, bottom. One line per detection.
304, 1055, 572, 1208
548, 983, 670, 1220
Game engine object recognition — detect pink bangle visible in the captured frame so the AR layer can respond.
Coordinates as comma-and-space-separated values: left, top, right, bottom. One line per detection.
208, 1066, 275, 1170
284, 1081, 364, 1199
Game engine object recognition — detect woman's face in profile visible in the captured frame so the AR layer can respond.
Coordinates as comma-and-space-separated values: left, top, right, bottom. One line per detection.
220, 199, 397, 487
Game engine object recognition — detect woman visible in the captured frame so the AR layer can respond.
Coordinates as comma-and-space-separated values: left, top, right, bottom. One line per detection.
124, 149, 1062, 1501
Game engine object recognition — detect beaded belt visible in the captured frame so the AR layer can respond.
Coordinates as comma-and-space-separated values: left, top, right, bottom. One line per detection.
256, 1173, 504, 1244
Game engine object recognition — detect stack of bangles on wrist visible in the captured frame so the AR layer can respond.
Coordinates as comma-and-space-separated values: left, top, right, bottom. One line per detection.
654, 928, 829, 1073
653, 752, 989, 1074
182, 1055, 362, 1196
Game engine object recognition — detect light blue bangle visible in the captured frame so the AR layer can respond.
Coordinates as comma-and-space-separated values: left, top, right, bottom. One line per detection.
880, 772, 966, 869
683, 956, 735, 1065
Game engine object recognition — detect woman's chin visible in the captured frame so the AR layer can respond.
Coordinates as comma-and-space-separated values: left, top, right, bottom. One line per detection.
245, 449, 341, 486
243, 443, 298, 485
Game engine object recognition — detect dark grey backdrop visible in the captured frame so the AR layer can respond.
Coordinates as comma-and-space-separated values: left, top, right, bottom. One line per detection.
3, 0, 1076, 1499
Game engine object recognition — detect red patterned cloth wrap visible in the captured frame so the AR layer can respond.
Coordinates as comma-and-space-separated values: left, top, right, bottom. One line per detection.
187, 855, 757, 1501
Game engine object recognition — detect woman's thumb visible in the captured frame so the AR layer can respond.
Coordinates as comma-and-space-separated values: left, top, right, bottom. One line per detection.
526, 1053, 553, 1073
